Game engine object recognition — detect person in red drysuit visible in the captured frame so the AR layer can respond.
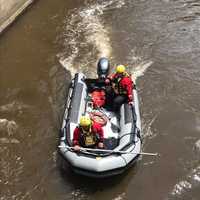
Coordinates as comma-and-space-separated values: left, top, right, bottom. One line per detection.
73, 116, 104, 151
105, 65, 134, 111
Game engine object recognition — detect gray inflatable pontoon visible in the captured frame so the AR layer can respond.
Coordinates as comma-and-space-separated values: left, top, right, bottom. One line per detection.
59, 72, 142, 178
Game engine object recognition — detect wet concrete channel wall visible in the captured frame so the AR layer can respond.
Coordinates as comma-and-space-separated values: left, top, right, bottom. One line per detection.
0, 0, 34, 34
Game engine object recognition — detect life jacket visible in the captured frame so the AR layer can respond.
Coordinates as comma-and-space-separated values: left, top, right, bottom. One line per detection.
78, 125, 98, 147
112, 72, 130, 95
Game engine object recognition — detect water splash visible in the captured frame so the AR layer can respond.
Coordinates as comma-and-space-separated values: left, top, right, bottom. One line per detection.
113, 192, 126, 200
126, 49, 153, 80
142, 113, 158, 139
195, 139, 200, 151
0, 101, 30, 114
169, 165, 200, 198
131, 61, 153, 80
58, 0, 152, 81
168, 139, 200, 199
0, 119, 18, 136
71, 189, 88, 200
0, 138, 20, 144
58, 0, 125, 77
171, 180, 192, 196
79, 4, 111, 58
0, 147, 24, 199
59, 56, 78, 77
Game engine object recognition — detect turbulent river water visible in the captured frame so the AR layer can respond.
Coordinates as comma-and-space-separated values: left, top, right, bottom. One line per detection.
0, 0, 200, 199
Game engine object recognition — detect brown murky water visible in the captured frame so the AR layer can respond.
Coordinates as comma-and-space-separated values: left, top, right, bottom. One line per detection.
0, 0, 200, 199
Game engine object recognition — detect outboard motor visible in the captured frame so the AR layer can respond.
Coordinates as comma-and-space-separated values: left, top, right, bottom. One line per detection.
97, 57, 110, 80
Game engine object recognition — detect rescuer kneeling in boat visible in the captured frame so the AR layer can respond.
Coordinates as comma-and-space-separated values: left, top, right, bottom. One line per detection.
73, 116, 104, 151
105, 65, 134, 112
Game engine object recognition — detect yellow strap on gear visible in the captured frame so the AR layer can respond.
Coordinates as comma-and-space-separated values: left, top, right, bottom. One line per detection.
85, 135, 96, 146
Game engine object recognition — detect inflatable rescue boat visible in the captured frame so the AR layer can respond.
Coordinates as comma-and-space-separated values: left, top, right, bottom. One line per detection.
59, 58, 142, 178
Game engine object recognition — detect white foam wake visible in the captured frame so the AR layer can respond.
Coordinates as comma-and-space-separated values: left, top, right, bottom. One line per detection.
195, 139, 200, 151
59, 0, 125, 77
59, 0, 153, 83
168, 140, 200, 199
126, 49, 153, 80
0, 137, 20, 144
131, 61, 153, 80
0, 119, 18, 136
170, 166, 200, 197
0, 101, 30, 113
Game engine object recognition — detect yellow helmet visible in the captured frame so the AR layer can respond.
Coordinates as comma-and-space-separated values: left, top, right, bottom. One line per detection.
116, 65, 126, 73
80, 116, 91, 127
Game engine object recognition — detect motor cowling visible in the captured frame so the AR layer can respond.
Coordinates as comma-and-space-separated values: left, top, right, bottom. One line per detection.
97, 58, 110, 79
